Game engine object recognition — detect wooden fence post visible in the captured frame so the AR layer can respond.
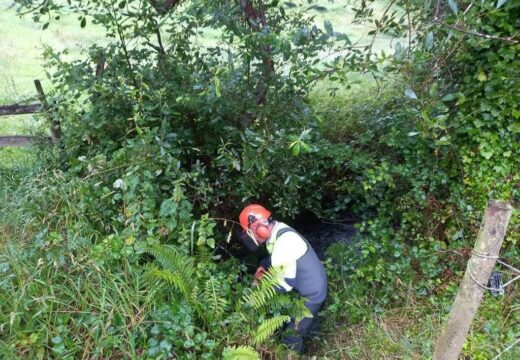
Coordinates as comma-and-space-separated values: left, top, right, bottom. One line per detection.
433, 200, 514, 360
34, 79, 61, 142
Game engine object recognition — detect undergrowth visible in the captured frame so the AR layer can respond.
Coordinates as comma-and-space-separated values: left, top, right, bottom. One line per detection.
1, 0, 519, 359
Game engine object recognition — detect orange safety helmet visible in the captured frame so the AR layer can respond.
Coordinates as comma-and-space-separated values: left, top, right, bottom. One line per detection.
239, 204, 273, 242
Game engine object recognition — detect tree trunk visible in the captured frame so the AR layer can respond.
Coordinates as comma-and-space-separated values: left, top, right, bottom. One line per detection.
34, 79, 61, 142
433, 200, 514, 360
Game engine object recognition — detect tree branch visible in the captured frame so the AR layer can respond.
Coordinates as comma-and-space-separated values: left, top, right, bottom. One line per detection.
436, 21, 519, 44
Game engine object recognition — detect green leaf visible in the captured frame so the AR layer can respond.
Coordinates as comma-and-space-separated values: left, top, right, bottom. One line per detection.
324, 20, 333, 36
441, 93, 456, 102
480, 148, 494, 159
253, 315, 291, 345
223, 346, 260, 360
477, 70, 487, 82
473, 119, 484, 128
447, 0, 458, 14
507, 122, 520, 133
159, 198, 178, 217
394, 42, 402, 60
452, 230, 463, 240
80, 17, 86, 28
51, 336, 63, 344
118, 0, 126, 8
404, 88, 418, 99
435, 136, 451, 146
425, 32, 434, 50
337, 33, 351, 45
214, 77, 221, 97
292, 142, 301, 156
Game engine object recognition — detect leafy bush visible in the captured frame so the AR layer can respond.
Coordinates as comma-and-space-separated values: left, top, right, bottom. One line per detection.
2, 0, 519, 358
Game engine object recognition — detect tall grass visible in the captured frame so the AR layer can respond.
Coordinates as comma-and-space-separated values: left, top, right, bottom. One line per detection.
0, 247, 156, 358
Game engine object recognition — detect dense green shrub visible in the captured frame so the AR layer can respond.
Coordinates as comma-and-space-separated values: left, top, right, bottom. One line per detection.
314, 4, 520, 354
2, 0, 519, 358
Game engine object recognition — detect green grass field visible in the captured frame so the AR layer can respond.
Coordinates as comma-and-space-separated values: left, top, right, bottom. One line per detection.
0, 0, 106, 104
0, 0, 105, 140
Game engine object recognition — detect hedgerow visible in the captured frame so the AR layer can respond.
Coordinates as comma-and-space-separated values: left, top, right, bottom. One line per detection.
1, 0, 519, 358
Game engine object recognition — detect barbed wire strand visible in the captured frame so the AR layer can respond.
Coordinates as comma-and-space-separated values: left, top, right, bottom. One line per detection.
469, 251, 520, 289
497, 259, 520, 275
503, 275, 520, 288
472, 251, 499, 259
468, 270, 497, 291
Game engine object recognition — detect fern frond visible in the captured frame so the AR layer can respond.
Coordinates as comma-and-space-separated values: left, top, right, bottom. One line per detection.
194, 245, 213, 264
253, 315, 291, 345
140, 244, 196, 287
222, 346, 260, 360
146, 265, 189, 297
190, 284, 200, 305
203, 277, 229, 320
241, 266, 284, 310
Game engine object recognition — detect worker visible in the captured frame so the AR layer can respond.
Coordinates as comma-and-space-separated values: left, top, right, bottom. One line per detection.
239, 204, 328, 354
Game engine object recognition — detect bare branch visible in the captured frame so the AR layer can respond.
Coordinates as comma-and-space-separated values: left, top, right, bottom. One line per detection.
436, 21, 519, 44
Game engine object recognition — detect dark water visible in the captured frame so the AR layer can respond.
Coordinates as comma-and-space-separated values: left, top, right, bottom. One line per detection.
298, 221, 357, 259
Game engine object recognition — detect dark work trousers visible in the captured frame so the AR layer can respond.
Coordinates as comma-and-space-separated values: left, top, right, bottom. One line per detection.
282, 298, 323, 353
259, 257, 324, 354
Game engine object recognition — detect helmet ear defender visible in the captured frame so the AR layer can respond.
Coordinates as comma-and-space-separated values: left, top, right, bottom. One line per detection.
255, 223, 270, 239
247, 214, 270, 240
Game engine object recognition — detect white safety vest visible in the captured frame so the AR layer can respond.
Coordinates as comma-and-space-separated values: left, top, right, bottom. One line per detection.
265, 222, 308, 292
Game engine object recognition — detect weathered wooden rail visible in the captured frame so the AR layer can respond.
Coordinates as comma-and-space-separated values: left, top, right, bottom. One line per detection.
0, 80, 60, 148
0, 103, 41, 116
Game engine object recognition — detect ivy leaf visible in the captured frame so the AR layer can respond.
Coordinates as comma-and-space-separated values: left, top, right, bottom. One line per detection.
477, 70, 487, 82
324, 20, 333, 36
496, 0, 508, 9
507, 122, 520, 133
435, 136, 451, 146
80, 17, 87, 28
447, 0, 458, 14
479, 147, 494, 159
118, 0, 126, 9
405, 88, 418, 99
